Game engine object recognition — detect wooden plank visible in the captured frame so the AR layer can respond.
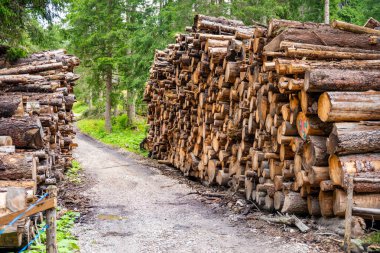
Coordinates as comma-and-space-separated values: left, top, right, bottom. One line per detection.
344, 176, 354, 253
0, 180, 35, 189
0, 198, 56, 226
46, 186, 58, 253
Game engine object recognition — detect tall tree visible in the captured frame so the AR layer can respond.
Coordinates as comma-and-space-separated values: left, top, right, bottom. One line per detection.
0, 0, 67, 45
325, 0, 330, 24
67, 0, 126, 132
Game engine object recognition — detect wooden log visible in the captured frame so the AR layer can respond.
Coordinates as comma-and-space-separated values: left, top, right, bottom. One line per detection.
280, 41, 380, 55
264, 27, 380, 52
302, 136, 328, 171
309, 166, 330, 186
0, 153, 37, 180
296, 112, 332, 140
225, 62, 240, 83
267, 19, 329, 38
329, 154, 380, 193
0, 95, 24, 117
327, 122, 380, 155
216, 170, 230, 186
274, 191, 285, 210
332, 20, 380, 35
0, 62, 63, 75
281, 191, 308, 214
319, 190, 334, 217
320, 180, 335, 192
307, 195, 321, 216
0, 117, 44, 149
305, 68, 380, 92
318, 91, 380, 122
287, 48, 380, 60
333, 189, 380, 219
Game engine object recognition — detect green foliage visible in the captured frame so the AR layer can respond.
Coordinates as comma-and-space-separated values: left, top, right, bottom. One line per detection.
362, 231, 380, 245
72, 101, 89, 115
77, 115, 148, 156
5, 47, 28, 62
27, 210, 80, 253
66, 160, 82, 184
0, 0, 68, 45
67, 0, 379, 126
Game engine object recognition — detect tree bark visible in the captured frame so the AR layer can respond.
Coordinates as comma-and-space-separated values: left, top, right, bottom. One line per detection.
0, 153, 37, 180
0, 117, 44, 149
281, 191, 308, 214
324, 0, 330, 24
327, 122, 380, 155
318, 91, 380, 122
332, 20, 380, 35
305, 68, 380, 92
329, 153, 380, 192
127, 90, 136, 126
333, 189, 380, 219
105, 70, 112, 133
0, 95, 24, 117
264, 27, 380, 52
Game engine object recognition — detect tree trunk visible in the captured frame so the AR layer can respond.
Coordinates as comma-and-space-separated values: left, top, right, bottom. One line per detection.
281, 191, 308, 214
329, 153, 380, 192
264, 27, 380, 52
327, 122, 380, 155
305, 68, 380, 92
0, 117, 44, 149
324, 0, 330, 24
0, 153, 37, 180
127, 90, 136, 126
333, 189, 380, 219
105, 71, 112, 133
0, 95, 24, 118
318, 91, 380, 122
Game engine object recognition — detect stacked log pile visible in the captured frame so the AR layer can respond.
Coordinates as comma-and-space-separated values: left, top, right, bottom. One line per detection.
144, 15, 380, 221
0, 49, 79, 248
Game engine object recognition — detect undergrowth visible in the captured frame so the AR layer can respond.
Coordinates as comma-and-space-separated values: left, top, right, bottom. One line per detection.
72, 102, 89, 116
362, 231, 380, 245
27, 210, 80, 253
66, 160, 82, 184
77, 115, 148, 156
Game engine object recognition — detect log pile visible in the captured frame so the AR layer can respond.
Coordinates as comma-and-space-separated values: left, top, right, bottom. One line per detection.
0, 49, 80, 248
144, 15, 380, 222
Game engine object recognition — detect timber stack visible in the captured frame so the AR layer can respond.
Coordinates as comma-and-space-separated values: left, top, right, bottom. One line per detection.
144, 14, 380, 224
0, 49, 80, 248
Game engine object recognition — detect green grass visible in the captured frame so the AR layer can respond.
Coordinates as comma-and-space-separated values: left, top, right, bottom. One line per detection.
72, 102, 89, 115
362, 231, 380, 245
66, 160, 82, 184
27, 210, 80, 253
77, 115, 148, 156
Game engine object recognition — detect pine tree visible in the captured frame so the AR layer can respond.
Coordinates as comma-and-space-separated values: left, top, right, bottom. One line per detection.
67, 0, 127, 132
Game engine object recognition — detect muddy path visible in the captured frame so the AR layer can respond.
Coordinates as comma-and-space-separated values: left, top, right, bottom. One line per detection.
72, 133, 312, 253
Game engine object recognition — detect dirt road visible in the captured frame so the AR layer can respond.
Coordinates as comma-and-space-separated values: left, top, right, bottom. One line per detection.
73, 133, 309, 253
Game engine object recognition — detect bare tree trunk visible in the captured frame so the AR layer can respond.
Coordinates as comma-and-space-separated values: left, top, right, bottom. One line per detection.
89, 90, 93, 110
105, 71, 112, 133
127, 91, 136, 126
324, 0, 330, 24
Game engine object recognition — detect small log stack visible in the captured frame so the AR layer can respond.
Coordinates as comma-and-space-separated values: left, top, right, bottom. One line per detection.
144, 15, 380, 224
0, 49, 80, 248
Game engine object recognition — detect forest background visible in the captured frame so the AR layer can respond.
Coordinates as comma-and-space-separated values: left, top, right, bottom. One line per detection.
1, 0, 379, 143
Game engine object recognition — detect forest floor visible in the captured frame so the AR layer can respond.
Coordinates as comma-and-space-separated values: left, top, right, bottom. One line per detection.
70, 132, 342, 253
